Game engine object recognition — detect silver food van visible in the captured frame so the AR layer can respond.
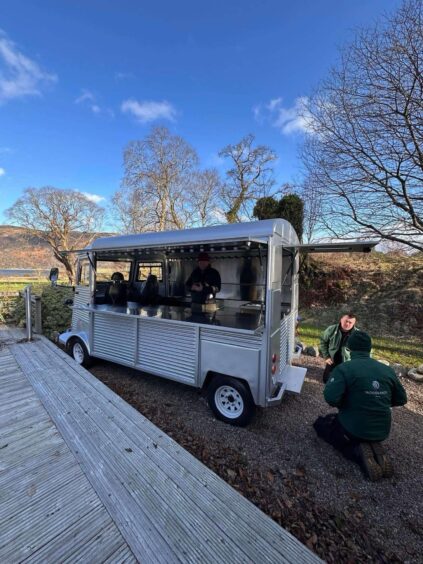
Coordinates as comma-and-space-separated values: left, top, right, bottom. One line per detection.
59, 219, 375, 425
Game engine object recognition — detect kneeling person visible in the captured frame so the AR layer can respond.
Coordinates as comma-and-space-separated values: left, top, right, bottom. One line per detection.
314, 331, 407, 480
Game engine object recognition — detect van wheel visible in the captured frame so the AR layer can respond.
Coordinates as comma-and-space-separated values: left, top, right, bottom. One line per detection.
207, 376, 255, 426
69, 338, 92, 368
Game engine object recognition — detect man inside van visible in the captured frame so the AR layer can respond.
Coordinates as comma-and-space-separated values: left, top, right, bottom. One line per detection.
186, 252, 221, 304
319, 312, 357, 383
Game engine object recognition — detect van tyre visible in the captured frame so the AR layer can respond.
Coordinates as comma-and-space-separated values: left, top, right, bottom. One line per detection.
208, 376, 255, 426
69, 338, 93, 368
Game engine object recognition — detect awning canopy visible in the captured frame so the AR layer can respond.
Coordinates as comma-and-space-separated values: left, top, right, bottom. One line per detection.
297, 240, 379, 253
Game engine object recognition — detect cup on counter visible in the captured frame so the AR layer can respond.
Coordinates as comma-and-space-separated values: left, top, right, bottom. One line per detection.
126, 301, 139, 314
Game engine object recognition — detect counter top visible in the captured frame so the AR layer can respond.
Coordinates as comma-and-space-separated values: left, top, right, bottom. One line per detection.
74, 303, 264, 333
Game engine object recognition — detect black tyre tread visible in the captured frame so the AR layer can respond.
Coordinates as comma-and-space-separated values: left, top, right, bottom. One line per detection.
207, 375, 255, 427
69, 338, 93, 368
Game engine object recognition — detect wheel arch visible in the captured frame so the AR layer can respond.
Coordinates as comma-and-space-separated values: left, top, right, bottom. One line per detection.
60, 331, 90, 355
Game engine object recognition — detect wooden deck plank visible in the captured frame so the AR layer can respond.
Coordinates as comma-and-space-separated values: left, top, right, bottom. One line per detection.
39, 338, 315, 561
8, 369, 191, 562
10, 337, 322, 564
102, 543, 138, 564
0, 340, 136, 564
23, 506, 110, 563
30, 362, 292, 564
0, 450, 80, 513
0, 483, 102, 562
0, 325, 26, 342
22, 368, 239, 564
0, 442, 70, 482
1, 411, 51, 441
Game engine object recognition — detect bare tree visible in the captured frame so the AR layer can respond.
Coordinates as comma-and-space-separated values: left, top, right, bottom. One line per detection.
114, 127, 199, 233
111, 186, 153, 234
219, 134, 277, 223
298, 176, 323, 243
182, 169, 223, 227
6, 187, 104, 282
301, 0, 423, 252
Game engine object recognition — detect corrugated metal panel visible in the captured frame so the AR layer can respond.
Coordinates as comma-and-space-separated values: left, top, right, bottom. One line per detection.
200, 328, 262, 349
288, 309, 297, 360
72, 287, 91, 331
92, 314, 137, 365
280, 314, 291, 371
137, 320, 197, 382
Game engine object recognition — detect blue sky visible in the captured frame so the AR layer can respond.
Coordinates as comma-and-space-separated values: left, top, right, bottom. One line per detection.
0, 0, 401, 225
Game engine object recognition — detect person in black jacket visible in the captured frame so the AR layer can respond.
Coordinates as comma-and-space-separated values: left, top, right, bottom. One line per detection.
186, 252, 221, 304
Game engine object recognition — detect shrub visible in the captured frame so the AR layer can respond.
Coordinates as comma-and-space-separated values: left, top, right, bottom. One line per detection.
11, 284, 74, 339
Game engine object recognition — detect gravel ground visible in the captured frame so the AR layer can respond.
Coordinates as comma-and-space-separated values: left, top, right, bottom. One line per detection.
90, 356, 423, 563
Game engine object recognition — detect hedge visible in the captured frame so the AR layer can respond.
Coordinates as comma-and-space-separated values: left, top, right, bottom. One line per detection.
9, 284, 74, 340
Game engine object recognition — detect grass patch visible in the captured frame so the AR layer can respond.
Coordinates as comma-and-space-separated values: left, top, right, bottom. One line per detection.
0, 278, 68, 292
299, 323, 423, 368
0, 280, 50, 294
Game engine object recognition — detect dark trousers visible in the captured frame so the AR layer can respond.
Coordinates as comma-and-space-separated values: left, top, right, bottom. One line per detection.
313, 414, 361, 463
322, 361, 342, 384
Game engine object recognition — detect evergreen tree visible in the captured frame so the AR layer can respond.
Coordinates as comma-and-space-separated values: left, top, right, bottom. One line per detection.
279, 194, 304, 241
252, 196, 280, 220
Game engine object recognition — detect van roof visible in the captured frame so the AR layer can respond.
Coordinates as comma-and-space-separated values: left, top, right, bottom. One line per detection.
85, 219, 298, 252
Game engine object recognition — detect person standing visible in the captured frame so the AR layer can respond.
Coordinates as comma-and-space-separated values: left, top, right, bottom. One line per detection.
314, 331, 407, 480
186, 252, 221, 304
319, 313, 357, 383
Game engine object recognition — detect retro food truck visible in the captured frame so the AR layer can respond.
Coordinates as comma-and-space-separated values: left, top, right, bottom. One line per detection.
59, 219, 375, 426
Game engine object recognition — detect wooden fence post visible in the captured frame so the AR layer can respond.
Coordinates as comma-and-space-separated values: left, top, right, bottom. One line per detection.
32, 295, 42, 334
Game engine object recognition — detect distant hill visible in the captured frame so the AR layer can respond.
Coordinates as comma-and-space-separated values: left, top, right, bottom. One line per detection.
0, 225, 58, 269
0, 225, 114, 269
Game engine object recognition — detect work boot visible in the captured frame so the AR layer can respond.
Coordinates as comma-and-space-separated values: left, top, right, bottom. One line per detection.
370, 442, 394, 478
356, 442, 383, 481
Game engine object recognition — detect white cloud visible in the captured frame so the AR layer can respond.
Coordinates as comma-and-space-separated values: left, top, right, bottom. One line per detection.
81, 191, 105, 204
75, 89, 113, 117
115, 71, 134, 81
121, 99, 177, 123
0, 31, 57, 103
0, 167, 5, 176
253, 96, 315, 135
267, 97, 282, 111
252, 104, 263, 124
75, 89, 95, 105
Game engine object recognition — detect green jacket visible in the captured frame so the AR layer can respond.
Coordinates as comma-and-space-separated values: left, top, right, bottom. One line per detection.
319, 323, 357, 363
324, 351, 407, 441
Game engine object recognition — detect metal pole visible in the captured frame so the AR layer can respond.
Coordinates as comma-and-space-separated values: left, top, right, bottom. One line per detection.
24, 285, 33, 341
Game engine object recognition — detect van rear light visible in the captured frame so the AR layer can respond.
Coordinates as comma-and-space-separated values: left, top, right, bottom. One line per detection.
271, 364, 277, 374
272, 353, 277, 363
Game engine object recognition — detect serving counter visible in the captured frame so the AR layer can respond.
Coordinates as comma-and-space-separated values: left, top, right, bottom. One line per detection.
74, 303, 265, 333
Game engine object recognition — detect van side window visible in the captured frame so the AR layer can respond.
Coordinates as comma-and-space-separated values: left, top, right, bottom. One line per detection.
96, 261, 131, 282
137, 262, 163, 282
78, 260, 90, 286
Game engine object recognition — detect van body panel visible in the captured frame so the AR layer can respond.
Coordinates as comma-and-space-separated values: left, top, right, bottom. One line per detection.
200, 340, 261, 404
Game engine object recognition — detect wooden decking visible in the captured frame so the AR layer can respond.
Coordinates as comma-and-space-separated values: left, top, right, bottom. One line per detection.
0, 326, 321, 563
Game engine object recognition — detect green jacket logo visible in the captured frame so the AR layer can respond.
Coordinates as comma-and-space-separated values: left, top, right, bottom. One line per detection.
372, 380, 380, 390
